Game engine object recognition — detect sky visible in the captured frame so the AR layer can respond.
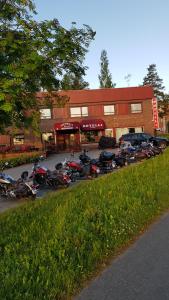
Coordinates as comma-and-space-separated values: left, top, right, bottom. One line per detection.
34, 0, 169, 92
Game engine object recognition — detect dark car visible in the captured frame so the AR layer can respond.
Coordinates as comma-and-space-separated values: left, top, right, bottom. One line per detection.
98, 136, 116, 149
119, 133, 169, 147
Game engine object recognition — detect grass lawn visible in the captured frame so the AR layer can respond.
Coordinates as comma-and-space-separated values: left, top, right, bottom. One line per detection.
0, 149, 169, 299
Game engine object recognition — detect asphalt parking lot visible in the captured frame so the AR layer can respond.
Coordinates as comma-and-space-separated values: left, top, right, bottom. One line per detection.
0, 148, 119, 213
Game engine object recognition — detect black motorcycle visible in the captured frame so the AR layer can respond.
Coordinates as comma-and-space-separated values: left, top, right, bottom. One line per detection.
91, 151, 116, 174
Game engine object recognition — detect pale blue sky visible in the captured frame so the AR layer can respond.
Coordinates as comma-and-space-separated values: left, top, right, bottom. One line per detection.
34, 0, 169, 91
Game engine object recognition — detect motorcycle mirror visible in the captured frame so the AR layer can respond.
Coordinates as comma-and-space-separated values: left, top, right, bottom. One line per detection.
21, 171, 29, 180
55, 163, 63, 170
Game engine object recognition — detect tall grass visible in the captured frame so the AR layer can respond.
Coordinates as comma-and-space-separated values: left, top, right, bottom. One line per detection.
1, 150, 169, 299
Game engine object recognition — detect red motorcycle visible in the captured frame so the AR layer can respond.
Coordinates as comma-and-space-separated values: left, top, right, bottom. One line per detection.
30, 158, 71, 188
65, 150, 100, 180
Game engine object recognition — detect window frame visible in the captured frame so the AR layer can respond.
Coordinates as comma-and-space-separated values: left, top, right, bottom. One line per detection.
130, 103, 142, 114
13, 134, 25, 145
70, 106, 88, 117
104, 105, 115, 115
40, 108, 52, 119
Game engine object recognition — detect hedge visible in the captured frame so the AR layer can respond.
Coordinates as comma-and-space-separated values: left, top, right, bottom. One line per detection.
0, 150, 169, 299
0, 153, 42, 169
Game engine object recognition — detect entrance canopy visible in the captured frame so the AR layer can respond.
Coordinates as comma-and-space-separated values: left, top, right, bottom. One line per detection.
80, 119, 105, 131
54, 122, 80, 131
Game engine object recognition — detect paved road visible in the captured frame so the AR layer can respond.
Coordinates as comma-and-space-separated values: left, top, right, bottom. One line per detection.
0, 149, 118, 213
4, 149, 107, 180
75, 212, 169, 300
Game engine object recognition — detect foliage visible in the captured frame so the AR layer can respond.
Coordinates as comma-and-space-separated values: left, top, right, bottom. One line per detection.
143, 64, 165, 98
1, 149, 169, 299
143, 64, 169, 117
156, 133, 169, 139
158, 93, 169, 118
61, 72, 89, 90
98, 49, 116, 88
0, 0, 95, 132
0, 152, 41, 169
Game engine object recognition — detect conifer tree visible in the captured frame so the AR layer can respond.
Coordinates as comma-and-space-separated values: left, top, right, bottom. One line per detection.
143, 64, 164, 98
98, 50, 116, 88
143, 64, 169, 117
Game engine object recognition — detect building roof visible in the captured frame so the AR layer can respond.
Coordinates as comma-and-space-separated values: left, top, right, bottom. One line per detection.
37, 86, 154, 105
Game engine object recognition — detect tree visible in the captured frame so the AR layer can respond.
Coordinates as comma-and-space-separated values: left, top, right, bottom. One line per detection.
98, 50, 116, 88
61, 72, 89, 90
143, 64, 169, 118
143, 64, 165, 98
158, 93, 169, 118
0, 0, 95, 133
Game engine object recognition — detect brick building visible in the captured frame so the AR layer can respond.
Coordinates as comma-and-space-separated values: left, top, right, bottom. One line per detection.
0, 86, 155, 152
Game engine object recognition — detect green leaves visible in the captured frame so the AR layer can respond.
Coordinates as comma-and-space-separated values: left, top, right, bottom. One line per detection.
0, 0, 95, 133
0, 101, 12, 112
0, 153, 41, 169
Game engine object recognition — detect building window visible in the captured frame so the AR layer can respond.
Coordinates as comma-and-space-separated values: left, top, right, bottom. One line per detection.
131, 103, 142, 113
13, 134, 24, 145
128, 127, 144, 134
42, 132, 54, 142
40, 108, 51, 119
128, 128, 135, 133
70, 107, 88, 117
81, 131, 102, 143
104, 105, 115, 115
105, 129, 113, 137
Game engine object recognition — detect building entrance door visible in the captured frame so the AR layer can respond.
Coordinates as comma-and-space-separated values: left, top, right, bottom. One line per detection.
57, 134, 69, 151
56, 132, 80, 152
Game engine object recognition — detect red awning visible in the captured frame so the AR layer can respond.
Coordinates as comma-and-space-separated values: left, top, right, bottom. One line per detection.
80, 119, 105, 131
54, 122, 80, 131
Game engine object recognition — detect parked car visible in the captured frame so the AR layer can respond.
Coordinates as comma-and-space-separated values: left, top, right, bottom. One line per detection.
98, 136, 116, 149
119, 133, 169, 147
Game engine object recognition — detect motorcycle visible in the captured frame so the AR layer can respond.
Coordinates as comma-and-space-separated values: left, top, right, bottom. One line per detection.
0, 166, 38, 200
65, 150, 100, 179
30, 157, 71, 188
141, 142, 163, 156
91, 151, 116, 174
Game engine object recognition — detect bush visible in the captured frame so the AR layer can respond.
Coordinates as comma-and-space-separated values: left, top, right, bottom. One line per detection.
0, 153, 41, 169
1, 150, 169, 299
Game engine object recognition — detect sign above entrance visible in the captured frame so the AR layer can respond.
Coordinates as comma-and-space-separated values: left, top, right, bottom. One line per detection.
54, 122, 80, 131
80, 119, 105, 131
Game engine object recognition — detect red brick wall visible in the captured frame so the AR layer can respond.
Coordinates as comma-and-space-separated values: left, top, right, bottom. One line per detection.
88, 104, 103, 117
53, 107, 68, 119
50, 99, 154, 136
117, 103, 129, 115
0, 135, 10, 146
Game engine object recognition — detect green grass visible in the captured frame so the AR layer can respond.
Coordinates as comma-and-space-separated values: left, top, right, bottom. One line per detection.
1, 150, 169, 299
